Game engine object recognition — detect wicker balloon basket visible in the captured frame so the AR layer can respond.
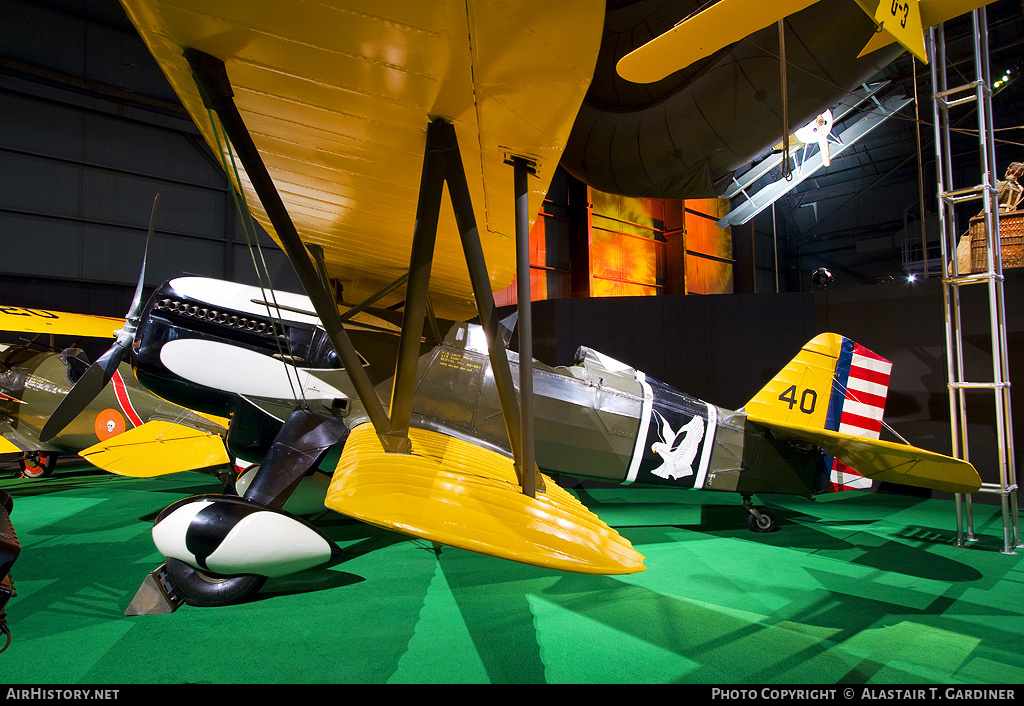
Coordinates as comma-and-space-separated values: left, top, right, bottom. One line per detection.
969, 210, 1024, 272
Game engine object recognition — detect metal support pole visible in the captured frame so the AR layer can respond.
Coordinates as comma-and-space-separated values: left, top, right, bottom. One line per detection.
912, 57, 929, 278
974, 9, 1020, 553
437, 123, 535, 494
512, 156, 537, 498
778, 20, 790, 181
183, 49, 394, 445
385, 120, 448, 451
930, 26, 974, 546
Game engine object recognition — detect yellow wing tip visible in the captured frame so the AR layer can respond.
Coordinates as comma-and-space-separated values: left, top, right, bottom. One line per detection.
326, 424, 645, 575
80, 420, 230, 477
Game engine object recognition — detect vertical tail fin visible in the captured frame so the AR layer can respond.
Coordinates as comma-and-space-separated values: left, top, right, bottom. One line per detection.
743, 333, 892, 491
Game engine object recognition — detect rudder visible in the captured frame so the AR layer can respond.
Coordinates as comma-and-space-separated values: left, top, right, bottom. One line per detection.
743, 334, 892, 491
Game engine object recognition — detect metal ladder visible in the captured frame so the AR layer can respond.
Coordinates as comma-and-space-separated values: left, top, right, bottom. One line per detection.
930, 8, 1019, 554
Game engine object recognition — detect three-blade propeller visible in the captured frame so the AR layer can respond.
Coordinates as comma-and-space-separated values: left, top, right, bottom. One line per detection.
39, 194, 159, 443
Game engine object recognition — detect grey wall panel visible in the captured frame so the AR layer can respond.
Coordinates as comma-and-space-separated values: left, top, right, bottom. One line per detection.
0, 77, 299, 299
0, 0, 301, 310
228, 245, 303, 294
1, 149, 85, 219
4, 213, 85, 280
3, 94, 89, 160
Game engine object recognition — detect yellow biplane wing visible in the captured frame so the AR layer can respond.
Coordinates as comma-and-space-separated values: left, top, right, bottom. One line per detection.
118, 0, 627, 573
79, 420, 230, 477
326, 423, 645, 574
616, 0, 818, 83
854, 0, 996, 60
119, 0, 605, 321
0, 306, 123, 339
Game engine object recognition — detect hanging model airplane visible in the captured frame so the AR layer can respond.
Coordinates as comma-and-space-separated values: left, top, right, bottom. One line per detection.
560, 0, 998, 201
614, 0, 998, 84
32, 0, 987, 608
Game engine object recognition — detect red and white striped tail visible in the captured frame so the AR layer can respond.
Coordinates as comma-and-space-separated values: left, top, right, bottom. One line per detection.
828, 342, 893, 491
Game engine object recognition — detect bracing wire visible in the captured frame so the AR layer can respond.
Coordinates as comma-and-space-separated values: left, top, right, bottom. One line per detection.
205, 108, 308, 409
831, 376, 911, 446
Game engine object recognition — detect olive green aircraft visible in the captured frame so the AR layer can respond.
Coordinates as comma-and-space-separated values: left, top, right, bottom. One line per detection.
0, 312, 232, 482
0, 192, 234, 481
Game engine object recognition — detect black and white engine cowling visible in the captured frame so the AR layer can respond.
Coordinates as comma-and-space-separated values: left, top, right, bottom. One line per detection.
133, 276, 346, 421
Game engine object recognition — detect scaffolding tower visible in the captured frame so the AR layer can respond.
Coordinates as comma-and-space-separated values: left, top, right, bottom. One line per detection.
930, 8, 1019, 554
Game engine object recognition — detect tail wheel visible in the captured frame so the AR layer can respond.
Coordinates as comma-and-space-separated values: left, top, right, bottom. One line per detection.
746, 506, 778, 533
164, 557, 266, 607
20, 452, 57, 478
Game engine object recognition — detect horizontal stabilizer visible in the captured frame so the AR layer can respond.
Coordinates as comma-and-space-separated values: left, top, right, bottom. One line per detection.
79, 420, 230, 477
0, 307, 124, 339
747, 415, 982, 495
325, 424, 646, 575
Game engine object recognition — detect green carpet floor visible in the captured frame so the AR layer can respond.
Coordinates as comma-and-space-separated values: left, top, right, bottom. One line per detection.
1, 463, 1022, 685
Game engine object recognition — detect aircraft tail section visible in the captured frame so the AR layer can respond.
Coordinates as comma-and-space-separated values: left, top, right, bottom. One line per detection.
743, 333, 892, 491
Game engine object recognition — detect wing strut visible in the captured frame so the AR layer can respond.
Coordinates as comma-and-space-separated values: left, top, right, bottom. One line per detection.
183, 50, 540, 494
183, 49, 395, 449
388, 120, 541, 495
511, 156, 538, 499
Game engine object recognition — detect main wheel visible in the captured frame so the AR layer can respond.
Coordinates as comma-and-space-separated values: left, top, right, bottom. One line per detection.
746, 506, 778, 533
164, 557, 266, 607
20, 452, 57, 478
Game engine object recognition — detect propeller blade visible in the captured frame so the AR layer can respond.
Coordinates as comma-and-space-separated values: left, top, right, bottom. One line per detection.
37, 194, 160, 443
38, 341, 129, 442
124, 193, 160, 336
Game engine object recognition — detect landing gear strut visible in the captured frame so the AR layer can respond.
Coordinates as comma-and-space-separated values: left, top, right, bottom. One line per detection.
20, 452, 56, 478
742, 495, 778, 533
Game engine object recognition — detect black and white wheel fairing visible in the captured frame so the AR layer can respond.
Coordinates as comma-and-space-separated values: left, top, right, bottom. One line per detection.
153, 494, 338, 607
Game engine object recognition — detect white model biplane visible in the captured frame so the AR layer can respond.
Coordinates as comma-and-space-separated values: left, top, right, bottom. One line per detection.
35, 0, 988, 608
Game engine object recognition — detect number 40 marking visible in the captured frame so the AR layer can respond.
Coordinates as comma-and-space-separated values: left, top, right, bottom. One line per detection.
778, 385, 817, 414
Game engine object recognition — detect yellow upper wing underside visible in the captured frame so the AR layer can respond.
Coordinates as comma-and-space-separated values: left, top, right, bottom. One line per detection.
119, 0, 605, 320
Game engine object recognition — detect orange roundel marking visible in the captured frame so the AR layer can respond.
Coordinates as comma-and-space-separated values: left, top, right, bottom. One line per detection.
95, 409, 126, 440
